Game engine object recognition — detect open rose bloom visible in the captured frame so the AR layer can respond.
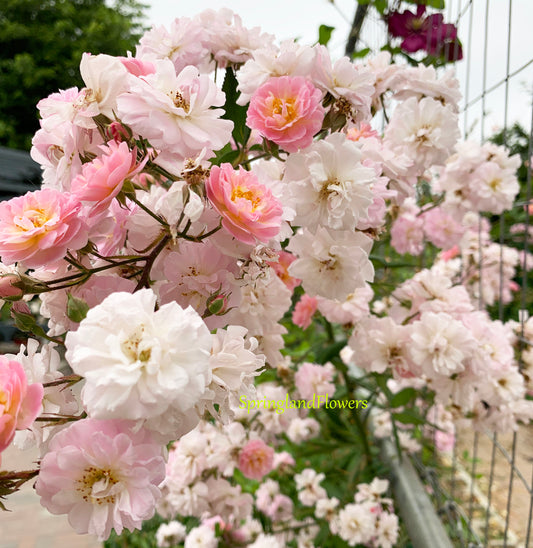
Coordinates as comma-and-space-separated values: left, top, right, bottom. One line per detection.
0, 357, 43, 463
0, 6, 530, 548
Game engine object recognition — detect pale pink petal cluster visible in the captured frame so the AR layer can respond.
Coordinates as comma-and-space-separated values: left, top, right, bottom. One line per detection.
246, 76, 324, 153
137, 17, 210, 74
282, 133, 376, 230
117, 61, 233, 164
196, 8, 275, 67
237, 41, 318, 105
384, 96, 460, 173
313, 45, 376, 124
238, 438, 274, 480
287, 227, 374, 301
0, 189, 88, 268
294, 362, 335, 401
35, 418, 165, 541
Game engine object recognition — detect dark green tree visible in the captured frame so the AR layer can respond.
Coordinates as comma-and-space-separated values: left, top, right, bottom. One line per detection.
0, 0, 147, 150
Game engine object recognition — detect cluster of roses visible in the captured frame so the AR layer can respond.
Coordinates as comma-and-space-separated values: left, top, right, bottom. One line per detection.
0, 6, 529, 547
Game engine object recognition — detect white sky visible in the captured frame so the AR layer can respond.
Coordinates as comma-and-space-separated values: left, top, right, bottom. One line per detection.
145, 0, 533, 140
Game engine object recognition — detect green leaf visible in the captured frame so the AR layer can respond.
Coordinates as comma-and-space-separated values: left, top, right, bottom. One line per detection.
209, 143, 240, 167
393, 410, 426, 425
389, 387, 417, 408
404, 0, 445, 7
221, 67, 250, 148
373, 0, 388, 14
351, 47, 371, 59
426, 0, 445, 8
66, 293, 89, 323
318, 24, 335, 46
315, 339, 347, 364
11, 308, 37, 332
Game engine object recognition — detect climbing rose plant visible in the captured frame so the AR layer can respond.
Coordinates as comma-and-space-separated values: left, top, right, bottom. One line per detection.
0, 6, 531, 548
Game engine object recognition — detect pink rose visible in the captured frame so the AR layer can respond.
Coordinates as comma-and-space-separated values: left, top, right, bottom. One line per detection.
246, 76, 324, 153
35, 418, 165, 541
71, 141, 147, 214
268, 250, 301, 291
206, 163, 283, 244
292, 294, 318, 330
0, 189, 88, 268
238, 439, 274, 480
0, 357, 43, 458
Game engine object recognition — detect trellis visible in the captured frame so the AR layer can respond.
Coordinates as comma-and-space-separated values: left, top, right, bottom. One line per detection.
345, 0, 533, 545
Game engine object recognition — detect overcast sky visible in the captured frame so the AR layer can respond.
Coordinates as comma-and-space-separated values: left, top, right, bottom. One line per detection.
145, 0, 533, 140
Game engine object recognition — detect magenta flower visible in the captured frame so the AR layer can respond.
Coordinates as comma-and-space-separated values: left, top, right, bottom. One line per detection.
388, 5, 462, 60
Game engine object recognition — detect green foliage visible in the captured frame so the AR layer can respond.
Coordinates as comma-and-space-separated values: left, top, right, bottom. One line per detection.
318, 24, 335, 46
104, 514, 166, 548
66, 293, 89, 323
0, 0, 148, 150
487, 123, 533, 322
221, 67, 250, 149
402, 0, 445, 8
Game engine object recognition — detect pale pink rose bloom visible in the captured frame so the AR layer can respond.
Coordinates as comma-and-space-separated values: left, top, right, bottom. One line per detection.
440, 244, 460, 261
206, 163, 283, 245
292, 294, 318, 330
272, 451, 295, 470
0, 357, 43, 458
137, 18, 211, 74
294, 362, 335, 401
79, 53, 129, 120
287, 227, 374, 301
422, 207, 463, 250
346, 123, 379, 142
0, 189, 88, 268
312, 45, 375, 123
264, 493, 294, 522
35, 418, 165, 541
196, 8, 275, 68
238, 439, 274, 480
246, 76, 324, 153
117, 61, 233, 164
267, 250, 301, 291
118, 55, 156, 77
71, 141, 147, 214
390, 214, 425, 255
236, 40, 317, 105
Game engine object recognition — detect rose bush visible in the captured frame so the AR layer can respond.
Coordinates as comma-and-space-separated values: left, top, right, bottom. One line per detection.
0, 5, 531, 548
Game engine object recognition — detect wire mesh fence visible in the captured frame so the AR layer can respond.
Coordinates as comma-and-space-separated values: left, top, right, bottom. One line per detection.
385, 0, 533, 546
345, 0, 533, 545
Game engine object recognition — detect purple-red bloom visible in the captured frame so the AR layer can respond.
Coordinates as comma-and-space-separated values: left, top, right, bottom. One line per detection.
387, 5, 462, 60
